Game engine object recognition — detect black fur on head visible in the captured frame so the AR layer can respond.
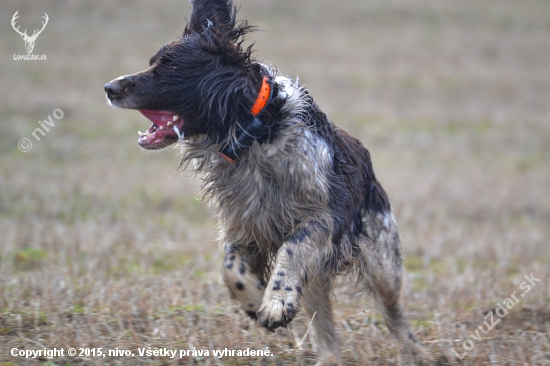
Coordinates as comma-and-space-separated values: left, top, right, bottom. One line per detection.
104, 0, 265, 148
158, 0, 260, 138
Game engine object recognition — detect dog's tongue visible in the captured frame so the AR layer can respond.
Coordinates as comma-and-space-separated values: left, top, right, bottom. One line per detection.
137, 109, 185, 150
139, 110, 176, 126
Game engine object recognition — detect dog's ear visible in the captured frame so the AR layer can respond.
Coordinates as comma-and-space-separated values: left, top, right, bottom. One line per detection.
185, 0, 236, 35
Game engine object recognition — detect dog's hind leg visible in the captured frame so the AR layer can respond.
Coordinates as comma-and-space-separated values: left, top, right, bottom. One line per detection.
302, 277, 341, 366
222, 243, 267, 319
359, 210, 432, 363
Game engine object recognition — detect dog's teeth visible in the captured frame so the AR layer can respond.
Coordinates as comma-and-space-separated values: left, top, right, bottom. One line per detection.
138, 131, 143, 136
160, 126, 164, 130
167, 121, 173, 126
173, 125, 184, 142
172, 115, 178, 122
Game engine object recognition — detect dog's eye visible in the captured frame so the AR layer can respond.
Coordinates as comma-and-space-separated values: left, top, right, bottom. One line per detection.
160, 57, 178, 70
164, 64, 177, 70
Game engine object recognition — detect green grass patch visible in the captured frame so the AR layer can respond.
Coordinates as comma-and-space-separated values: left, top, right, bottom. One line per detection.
73, 305, 85, 314
14, 248, 47, 271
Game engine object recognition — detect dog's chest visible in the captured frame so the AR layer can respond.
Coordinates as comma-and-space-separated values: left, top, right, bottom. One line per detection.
215, 128, 333, 245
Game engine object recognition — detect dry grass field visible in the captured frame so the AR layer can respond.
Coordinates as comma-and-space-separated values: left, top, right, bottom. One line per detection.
1, 0, 549, 364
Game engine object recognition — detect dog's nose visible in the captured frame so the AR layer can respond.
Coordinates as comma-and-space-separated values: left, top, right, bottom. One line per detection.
104, 77, 134, 100
104, 81, 123, 99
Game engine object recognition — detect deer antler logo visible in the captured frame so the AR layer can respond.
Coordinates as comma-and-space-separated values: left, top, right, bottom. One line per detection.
11, 11, 49, 54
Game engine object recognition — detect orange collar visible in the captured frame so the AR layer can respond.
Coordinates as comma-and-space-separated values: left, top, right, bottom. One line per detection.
251, 75, 272, 116
220, 74, 273, 164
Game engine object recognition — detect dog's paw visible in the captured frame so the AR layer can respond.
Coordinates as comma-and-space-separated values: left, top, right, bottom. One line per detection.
314, 354, 341, 366
256, 297, 298, 331
245, 311, 258, 320
400, 337, 434, 365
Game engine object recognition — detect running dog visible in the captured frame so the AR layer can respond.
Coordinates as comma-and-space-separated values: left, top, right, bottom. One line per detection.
104, 1, 427, 364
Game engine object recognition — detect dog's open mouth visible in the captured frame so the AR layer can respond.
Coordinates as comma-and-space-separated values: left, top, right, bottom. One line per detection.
137, 110, 185, 150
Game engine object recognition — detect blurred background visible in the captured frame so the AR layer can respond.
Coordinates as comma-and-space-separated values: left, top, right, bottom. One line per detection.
1, 0, 549, 364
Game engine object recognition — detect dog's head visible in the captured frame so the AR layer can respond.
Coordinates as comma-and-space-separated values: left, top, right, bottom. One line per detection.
104, 0, 264, 150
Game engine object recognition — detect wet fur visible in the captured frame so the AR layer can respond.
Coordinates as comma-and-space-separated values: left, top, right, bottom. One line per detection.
105, 1, 428, 364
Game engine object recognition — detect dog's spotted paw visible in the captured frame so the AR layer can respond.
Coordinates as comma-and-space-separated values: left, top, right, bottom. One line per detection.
256, 296, 298, 331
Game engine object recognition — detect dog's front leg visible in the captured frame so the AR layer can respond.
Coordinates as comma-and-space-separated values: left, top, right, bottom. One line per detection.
257, 222, 331, 331
222, 244, 268, 318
